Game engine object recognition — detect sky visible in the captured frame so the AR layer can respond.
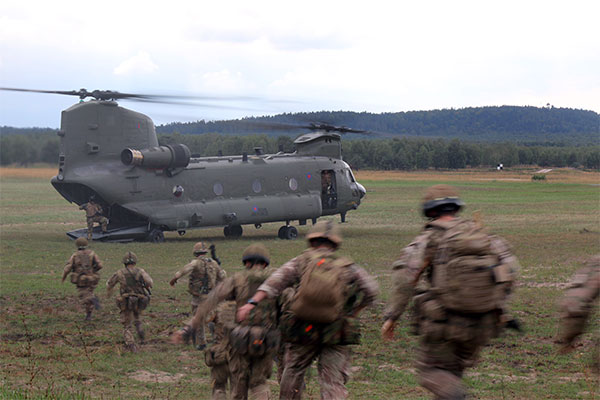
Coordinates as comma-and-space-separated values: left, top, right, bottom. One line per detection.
1, 0, 599, 128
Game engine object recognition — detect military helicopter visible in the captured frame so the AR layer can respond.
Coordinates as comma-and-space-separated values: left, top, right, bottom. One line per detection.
1, 87, 367, 242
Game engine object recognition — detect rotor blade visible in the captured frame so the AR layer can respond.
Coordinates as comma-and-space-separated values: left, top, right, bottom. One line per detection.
126, 97, 261, 111
0, 87, 82, 97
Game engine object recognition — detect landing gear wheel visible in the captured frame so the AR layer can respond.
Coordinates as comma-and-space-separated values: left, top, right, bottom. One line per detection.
224, 225, 243, 238
278, 226, 298, 240
147, 229, 165, 243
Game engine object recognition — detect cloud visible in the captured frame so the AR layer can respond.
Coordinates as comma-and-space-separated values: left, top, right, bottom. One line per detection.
113, 51, 158, 76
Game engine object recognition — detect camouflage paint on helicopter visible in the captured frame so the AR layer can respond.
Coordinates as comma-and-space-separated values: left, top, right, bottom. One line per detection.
49, 99, 365, 242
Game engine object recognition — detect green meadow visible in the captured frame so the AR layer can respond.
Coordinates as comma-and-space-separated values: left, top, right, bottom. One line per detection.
1, 169, 598, 399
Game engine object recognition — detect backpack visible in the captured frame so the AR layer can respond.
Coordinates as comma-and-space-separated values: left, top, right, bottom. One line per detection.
289, 249, 353, 324
429, 219, 514, 314
189, 258, 219, 296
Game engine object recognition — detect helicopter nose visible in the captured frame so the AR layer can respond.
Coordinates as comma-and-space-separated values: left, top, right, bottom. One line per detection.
356, 182, 366, 199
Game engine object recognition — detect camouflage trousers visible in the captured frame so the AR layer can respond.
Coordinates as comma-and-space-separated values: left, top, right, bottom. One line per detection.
279, 343, 351, 400
229, 348, 275, 400
191, 294, 207, 346
120, 308, 145, 350
76, 285, 97, 313
416, 312, 496, 399
86, 215, 108, 239
211, 362, 230, 400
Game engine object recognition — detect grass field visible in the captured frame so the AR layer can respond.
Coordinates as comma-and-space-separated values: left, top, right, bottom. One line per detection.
1, 167, 599, 399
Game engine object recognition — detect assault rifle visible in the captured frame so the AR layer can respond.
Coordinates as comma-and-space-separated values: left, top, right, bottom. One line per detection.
209, 244, 221, 266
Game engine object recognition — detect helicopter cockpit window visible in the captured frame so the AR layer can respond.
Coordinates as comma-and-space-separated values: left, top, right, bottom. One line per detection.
288, 177, 298, 191
213, 182, 224, 196
252, 179, 262, 193
321, 170, 337, 209
345, 169, 356, 183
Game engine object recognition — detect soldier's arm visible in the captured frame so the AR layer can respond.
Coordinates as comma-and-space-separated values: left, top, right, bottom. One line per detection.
188, 278, 234, 329
91, 252, 103, 272
217, 266, 227, 282
349, 264, 379, 313
140, 269, 154, 288
256, 256, 302, 298
170, 262, 195, 285
106, 272, 119, 297
61, 256, 74, 282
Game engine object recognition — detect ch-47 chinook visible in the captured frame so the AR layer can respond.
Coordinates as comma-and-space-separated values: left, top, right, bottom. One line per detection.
1, 87, 367, 242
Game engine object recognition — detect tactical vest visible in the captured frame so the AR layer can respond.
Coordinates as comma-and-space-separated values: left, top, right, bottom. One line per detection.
119, 266, 150, 312
189, 258, 219, 296
71, 250, 99, 287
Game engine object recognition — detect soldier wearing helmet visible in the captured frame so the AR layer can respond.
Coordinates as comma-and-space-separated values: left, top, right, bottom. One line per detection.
61, 237, 103, 321
237, 221, 378, 399
169, 242, 226, 350
172, 243, 278, 399
107, 251, 153, 352
382, 185, 520, 399
79, 196, 108, 240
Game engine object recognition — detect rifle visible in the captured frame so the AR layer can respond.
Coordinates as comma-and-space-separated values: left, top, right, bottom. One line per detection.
209, 244, 221, 266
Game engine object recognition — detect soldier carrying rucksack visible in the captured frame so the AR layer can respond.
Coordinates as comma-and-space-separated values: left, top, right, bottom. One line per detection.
237, 221, 379, 399
61, 237, 103, 321
170, 241, 226, 350
381, 185, 520, 399
107, 251, 153, 352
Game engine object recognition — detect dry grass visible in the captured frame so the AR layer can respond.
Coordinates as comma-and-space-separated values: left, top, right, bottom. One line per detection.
0, 167, 57, 179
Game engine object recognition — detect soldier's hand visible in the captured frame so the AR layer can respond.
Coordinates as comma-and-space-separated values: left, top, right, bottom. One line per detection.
237, 303, 254, 322
171, 325, 194, 344
381, 319, 396, 341
169, 278, 177, 287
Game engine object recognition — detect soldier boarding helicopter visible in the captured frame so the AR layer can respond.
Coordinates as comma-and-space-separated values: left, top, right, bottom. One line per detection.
1, 87, 366, 242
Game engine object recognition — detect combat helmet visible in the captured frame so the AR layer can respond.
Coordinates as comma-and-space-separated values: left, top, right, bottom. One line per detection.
306, 220, 342, 247
193, 241, 209, 255
123, 251, 138, 265
422, 184, 465, 217
242, 243, 270, 266
75, 237, 88, 248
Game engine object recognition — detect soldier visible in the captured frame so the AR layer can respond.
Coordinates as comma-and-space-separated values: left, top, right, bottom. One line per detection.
107, 251, 153, 352
237, 221, 379, 399
61, 237, 103, 321
79, 196, 108, 240
205, 300, 236, 400
381, 185, 519, 399
556, 255, 599, 360
172, 243, 278, 400
169, 241, 226, 350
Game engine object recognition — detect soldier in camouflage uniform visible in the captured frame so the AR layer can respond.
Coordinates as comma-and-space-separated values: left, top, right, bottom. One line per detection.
170, 241, 226, 350
205, 300, 236, 400
556, 255, 599, 362
238, 222, 379, 400
61, 237, 103, 320
107, 251, 153, 352
173, 243, 278, 400
79, 197, 108, 240
382, 185, 519, 399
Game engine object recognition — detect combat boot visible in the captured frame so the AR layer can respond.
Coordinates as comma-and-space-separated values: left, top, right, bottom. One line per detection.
124, 343, 138, 353
135, 322, 145, 344
85, 311, 92, 321
92, 296, 101, 310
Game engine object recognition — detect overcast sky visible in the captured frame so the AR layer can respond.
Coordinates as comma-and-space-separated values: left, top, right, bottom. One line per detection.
1, 0, 598, 128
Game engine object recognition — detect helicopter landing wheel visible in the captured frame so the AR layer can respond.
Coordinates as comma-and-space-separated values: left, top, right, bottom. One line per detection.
147, 228, 165, 243
278, 225, 298, 240
224, 225, 243, 238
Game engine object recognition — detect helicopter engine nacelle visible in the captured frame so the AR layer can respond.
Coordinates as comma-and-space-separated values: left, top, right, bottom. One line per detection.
121, 144, 191, 169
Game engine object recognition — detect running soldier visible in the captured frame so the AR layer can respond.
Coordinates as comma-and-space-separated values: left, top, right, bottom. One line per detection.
107, 251, 153, 352
79, 196, 108, 240
205, 300, 236, 400
238, 221, 379, 399
556, 255, 599, 364
61, 237, 103, 320
381, 185, 519, 399
169, 241, 226, 350
172, 243, 278, 400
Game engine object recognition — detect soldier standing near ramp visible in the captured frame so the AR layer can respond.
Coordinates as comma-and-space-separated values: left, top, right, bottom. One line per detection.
237, 221, 379, 400
79, 196, 108, 240
172, 243, 278, 400
556, 255, 599, 365
381, 185, 520, 399
107, 251, 153, 352
169, 241, 226, 350
61, 237, 103, 321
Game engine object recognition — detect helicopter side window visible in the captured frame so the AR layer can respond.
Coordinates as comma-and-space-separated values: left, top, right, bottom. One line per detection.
213, 182, 224, 196
345, 168, 356, 183
288, 178, 298, 191
321, 170, 337, 209
252, 179, 262, 193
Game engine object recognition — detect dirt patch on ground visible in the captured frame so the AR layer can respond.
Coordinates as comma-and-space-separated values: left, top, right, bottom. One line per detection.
0, 167, 56, 179
128, 370, 185, 383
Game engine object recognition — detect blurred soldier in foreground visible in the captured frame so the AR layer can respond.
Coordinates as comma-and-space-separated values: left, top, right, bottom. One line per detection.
170, 241, 226, 350
237, 221, 378, 399
556, 255, 599, 365
61, 237, 103, 320
172, 243, 278, 399
79, 196, 108, 240
382, 185, 519, 399
204, 300, 236, 400
107, 251, 153, 352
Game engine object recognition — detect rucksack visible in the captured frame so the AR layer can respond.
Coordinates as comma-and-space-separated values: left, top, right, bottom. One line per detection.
289, 249, 353, 323
429, 219, 513, 314
189, 258, 219, 295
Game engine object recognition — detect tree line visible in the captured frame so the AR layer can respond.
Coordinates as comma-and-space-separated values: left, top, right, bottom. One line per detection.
1, 131, 598, 170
